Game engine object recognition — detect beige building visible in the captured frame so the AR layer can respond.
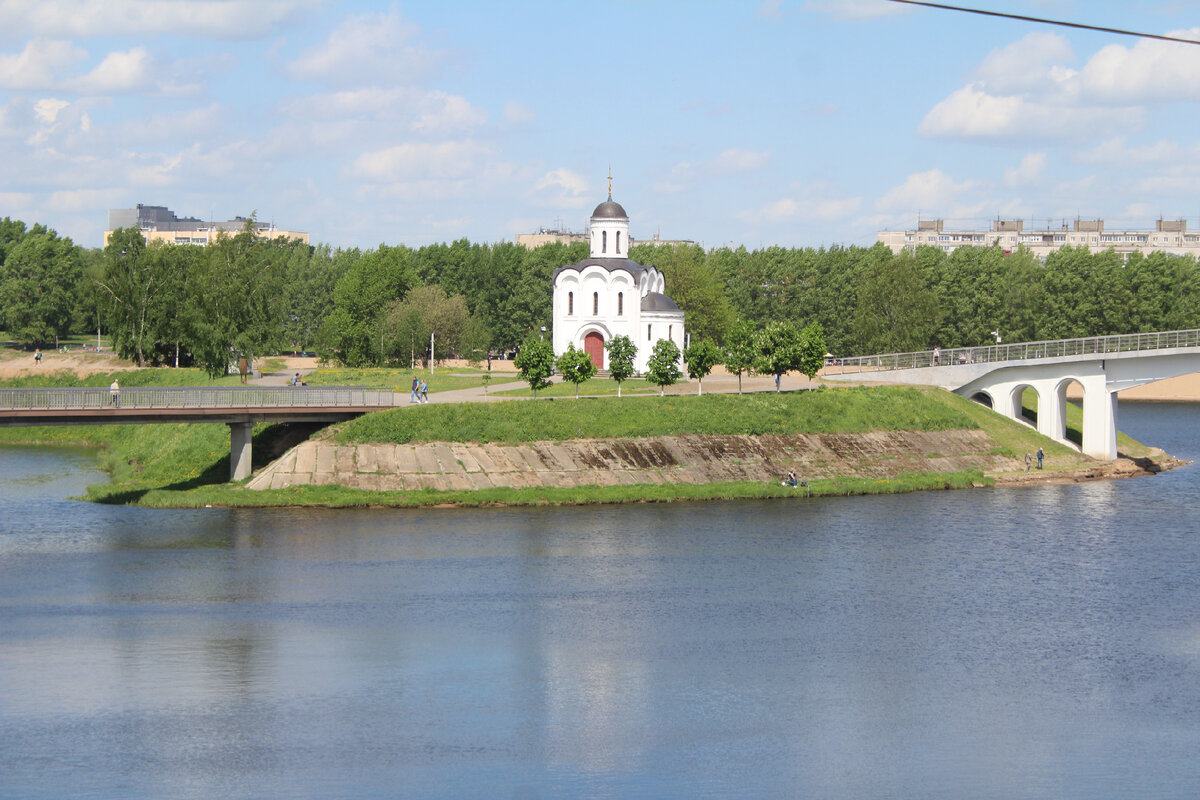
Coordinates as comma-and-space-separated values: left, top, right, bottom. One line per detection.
878, 218, 1199, 259
104, 204, 309, 247
516, 224, 694, 250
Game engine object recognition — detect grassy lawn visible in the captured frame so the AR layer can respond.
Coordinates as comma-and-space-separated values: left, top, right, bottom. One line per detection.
495, 378, 660, 398
301, 366, 499, 394
0, 367, 246, 388
115, 469, 991, 509
335, 386, 980, 445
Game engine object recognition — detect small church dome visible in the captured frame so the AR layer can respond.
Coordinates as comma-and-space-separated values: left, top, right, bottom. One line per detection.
591, 199, 628, 220
641, 292, 680, 311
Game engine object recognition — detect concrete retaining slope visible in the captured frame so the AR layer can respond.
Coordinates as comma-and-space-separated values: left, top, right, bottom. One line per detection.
246, 430, 1020, 492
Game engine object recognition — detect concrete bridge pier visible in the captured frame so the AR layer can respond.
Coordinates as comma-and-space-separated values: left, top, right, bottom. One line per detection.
957, 363, 1119, 461
230, 422, 253, 481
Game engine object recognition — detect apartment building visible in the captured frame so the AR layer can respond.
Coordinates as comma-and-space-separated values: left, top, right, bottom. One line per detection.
105, 205, 309, 247
878, 218, 1198, 259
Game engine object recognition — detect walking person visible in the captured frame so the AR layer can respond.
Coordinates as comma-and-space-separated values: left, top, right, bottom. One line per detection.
110, 378, 120, 407
410, 377, 420, 404
419, 380, 429, 403
1036, 447, 1044, 470
34, 348, 41, 366
932, 346, 940, 366
1024, 452, 1032, 472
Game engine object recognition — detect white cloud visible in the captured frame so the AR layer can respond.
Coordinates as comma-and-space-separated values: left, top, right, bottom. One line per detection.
876, 169, 975, 213
410, 92, 488, 134
64, 47, 153, 94
286, 9, 437, 86
1135, 171, 1200, 196
0, 38, 85, 90
755, 0, 784, 21
738, 183, 861, 223
711, 147, 770, 173
918, 83, 1139, 141
45, 187, 125, 212
33, 97, 68, 124
1004, 153, 1046, 187
531, 168, 589, 208
1078, 136, 1182, 165
0, 0, 320, 39
973, 33, 1075, 95
347, 140, 491, 182
109, 104, 223, 146
803, 0, 904, 20
1080, 29, 1200, 104
0, 191, 34, 209
921, 28, 1200, 143
503, 100, 536, 125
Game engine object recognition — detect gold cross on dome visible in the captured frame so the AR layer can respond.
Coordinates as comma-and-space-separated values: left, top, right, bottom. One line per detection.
607, 166, 613, 200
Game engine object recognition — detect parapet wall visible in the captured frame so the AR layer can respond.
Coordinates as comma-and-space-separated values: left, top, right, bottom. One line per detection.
247, 430, 1020, 492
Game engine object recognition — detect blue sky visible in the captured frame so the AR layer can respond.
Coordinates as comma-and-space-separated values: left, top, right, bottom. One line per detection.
2, 0, 1199, 251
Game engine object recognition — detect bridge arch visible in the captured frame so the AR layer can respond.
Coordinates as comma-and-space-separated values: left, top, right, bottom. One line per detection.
1010, 384, 1037, 428
969, 391, 993, 409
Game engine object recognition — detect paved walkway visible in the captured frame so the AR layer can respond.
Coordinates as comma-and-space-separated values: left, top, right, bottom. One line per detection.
253, 363, 822, 407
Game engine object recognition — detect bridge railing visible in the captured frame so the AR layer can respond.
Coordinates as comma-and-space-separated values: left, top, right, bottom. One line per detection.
0, 386, 396, 411
830, 329, 1200, 374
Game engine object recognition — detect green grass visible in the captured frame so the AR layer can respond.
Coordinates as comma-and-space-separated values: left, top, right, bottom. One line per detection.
334, 386, 981, 445
495, 378, 659, 398
0, 367, 245, 388
112, 469, 993, 509
301, 366, 501, 393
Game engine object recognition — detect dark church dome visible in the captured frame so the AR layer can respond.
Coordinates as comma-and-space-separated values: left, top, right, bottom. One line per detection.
591, 199, 628, 219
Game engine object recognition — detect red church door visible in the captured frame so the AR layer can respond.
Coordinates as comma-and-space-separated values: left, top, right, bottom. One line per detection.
583, 332, 605, 370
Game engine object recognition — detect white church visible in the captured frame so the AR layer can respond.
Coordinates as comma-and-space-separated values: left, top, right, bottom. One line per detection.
551, 190, 685, 374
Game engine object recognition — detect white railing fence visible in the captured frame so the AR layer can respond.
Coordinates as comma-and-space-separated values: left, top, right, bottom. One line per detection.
0, 386, 395, 411
830, 329, 1200, 374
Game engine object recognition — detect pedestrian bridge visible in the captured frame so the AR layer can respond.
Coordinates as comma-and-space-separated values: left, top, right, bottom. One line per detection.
824, 329, 1200, 461
0, 386, 395, 480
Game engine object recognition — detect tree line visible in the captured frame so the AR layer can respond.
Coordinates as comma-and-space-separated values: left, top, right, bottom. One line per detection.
3, 212, 1199, 375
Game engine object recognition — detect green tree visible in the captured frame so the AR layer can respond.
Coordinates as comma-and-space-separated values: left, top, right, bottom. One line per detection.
683, 339, 722, 395
853, 245, 938, 353
556, 344, 597, 398
514, 336, 554, 397
319, 244, 416, 366
646, 338, 682, 396
605, 334, 637, 397
182, 220, 287, 377
632, 243, 735, 343
723, 319, 757, 394
754, 320, 802, 391
96, 229, 171, 366
0, 228, 82, 345
798, 321, 826, 384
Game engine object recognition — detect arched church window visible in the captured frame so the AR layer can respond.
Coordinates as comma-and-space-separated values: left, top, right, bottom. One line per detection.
647, 324, 652, 341
618, 292, 623, 316
568, 292, 573, 315
593, 292, 599, 315
602, 230, 607, 253
616, 231, 621, 253
669, 325, 673, 340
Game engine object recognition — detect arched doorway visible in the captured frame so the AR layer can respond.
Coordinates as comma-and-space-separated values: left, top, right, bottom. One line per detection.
583, 331, 604, 370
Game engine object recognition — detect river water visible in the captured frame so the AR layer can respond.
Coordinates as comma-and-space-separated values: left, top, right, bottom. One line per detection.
2, 402, 1200, 799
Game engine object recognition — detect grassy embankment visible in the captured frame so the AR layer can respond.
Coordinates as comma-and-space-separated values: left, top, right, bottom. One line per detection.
0, 367, 1127, 507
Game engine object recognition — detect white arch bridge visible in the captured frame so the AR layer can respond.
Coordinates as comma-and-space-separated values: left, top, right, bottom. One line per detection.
824, 329, 1200, 461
